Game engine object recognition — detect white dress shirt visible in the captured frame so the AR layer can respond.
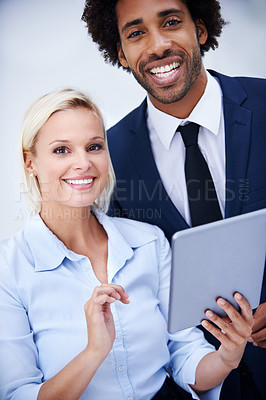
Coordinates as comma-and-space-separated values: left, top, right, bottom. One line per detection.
0, 209, 221, 400
147, 72, 226, 226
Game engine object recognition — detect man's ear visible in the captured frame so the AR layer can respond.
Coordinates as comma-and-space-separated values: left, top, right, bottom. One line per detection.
23, 151, 36, 176
117, 43, 129, 69
196, 19, 208, 45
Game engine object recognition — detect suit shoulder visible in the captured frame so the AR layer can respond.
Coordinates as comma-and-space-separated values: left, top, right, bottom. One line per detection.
108, 107, 137, 134
234, 76, 266, 96
210, 70, 266, 101
107, 100, 146, 141
107, 100, 146, 161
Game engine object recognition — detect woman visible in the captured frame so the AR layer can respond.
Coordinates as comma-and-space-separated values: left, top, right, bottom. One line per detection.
0, 88, 252, 400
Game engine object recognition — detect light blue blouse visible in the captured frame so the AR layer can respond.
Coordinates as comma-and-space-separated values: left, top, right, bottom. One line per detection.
0, 210, 220, 400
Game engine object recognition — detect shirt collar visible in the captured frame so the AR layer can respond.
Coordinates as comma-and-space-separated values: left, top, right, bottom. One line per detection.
147, 71, 223, 150
94, 209, 158, 281
24, 214, 84, 272
24, 209, 158, 273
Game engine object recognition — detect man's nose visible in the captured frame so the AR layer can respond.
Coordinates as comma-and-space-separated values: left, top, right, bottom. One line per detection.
146, 30, 172, 58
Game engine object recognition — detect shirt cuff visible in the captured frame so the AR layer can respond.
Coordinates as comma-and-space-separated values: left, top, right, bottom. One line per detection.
10, 382, 44, 400
173, 346, 223, 400
186, 382, 223, 400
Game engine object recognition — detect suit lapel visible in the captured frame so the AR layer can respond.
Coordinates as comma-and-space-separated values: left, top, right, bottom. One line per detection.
129, 100, 189, 230
127, 71, 252, 225
211, 71, 252, 218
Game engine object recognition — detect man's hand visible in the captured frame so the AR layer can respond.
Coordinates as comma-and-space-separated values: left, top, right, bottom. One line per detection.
248, 302, 266, 348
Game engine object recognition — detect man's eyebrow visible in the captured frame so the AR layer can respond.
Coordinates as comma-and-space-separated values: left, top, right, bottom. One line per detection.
157, 9, 185, 18
121, 18, 143, 34
121, 9, 185, 34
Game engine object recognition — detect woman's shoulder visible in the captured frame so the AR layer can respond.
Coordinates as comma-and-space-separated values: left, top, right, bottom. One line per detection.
0, 228, 26, 253
109, 214, 168, 246
0, 225, 32, 270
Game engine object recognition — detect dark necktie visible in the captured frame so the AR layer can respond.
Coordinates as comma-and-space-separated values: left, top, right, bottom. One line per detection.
178, 122, 222, 227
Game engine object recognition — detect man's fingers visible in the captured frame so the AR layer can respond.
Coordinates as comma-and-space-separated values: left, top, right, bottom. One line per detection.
250, 327, 266, 346
251, 340, 266, 349
252, 302, 266, 332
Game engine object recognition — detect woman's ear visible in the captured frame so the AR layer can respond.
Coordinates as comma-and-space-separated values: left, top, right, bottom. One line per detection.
196, 19, 208, 45
24, 151, 36, 176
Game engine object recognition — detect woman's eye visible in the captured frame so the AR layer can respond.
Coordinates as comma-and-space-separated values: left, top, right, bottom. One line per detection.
88, 144, 103, 151
53, 146, 69, 154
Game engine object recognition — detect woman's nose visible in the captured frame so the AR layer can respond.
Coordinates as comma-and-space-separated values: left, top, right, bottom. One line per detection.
73, 152, 92, 171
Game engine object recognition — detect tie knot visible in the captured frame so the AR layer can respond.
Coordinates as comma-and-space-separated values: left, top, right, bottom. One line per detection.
178, 122, 199, 148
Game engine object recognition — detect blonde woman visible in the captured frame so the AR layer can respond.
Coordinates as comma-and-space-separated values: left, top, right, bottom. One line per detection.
0, 89, 252, 400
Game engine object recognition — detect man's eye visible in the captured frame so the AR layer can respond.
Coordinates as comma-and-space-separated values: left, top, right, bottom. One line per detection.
128, 30, 143, 39
53, 146, 69, 154
165, 19, 181, 27
88, 144, 103, 151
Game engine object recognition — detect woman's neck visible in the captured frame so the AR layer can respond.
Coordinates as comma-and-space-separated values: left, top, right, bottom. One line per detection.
40, 203, 107, 257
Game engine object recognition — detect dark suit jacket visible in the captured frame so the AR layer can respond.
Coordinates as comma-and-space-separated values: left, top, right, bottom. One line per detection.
107, 70, 266, 399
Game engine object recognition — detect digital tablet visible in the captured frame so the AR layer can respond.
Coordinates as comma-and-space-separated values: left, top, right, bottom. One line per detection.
168, 208, 266, 333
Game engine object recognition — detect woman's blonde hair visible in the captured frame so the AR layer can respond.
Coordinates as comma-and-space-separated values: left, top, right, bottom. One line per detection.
20, 88, 115, 214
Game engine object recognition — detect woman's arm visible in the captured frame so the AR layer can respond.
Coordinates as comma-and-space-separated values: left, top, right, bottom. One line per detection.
38, 284, 130, 400
191, 292, 253, 393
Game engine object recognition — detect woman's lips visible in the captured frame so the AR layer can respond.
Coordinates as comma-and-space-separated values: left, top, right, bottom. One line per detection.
63, 177, 95, 190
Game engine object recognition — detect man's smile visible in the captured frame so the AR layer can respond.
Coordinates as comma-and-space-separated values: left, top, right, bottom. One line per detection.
149, 61, 180, 78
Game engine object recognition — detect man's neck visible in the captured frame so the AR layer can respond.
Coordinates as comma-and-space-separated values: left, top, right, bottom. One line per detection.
148, 67, 208, 119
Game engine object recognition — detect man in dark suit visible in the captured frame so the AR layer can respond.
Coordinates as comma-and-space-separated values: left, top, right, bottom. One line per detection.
82, 0, 266, 398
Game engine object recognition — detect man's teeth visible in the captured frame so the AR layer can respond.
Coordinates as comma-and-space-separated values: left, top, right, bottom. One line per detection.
150, 62, 180, 77
65, 178, 93, 185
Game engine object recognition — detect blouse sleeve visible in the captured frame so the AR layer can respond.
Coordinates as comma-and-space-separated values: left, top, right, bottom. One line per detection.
154, 226, 222, 400
0, 254, 43, 400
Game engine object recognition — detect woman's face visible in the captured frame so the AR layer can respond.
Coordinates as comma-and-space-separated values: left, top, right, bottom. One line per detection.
28, 107, 109, 211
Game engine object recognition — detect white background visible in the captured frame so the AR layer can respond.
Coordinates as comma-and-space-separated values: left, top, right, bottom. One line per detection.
0, 0, 266, 239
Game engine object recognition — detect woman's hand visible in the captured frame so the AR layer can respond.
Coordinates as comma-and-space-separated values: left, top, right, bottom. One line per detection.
84, 284, 130, 362
38, 284, 130, 400
201, 293, 253, 369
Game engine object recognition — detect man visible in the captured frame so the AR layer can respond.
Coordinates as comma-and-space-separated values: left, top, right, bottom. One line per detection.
82, 0, 266, 398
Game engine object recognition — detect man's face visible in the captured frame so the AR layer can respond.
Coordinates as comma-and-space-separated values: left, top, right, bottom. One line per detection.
116, 0, 208, 106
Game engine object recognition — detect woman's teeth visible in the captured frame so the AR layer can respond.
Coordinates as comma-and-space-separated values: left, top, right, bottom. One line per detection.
65, 178, 93, 185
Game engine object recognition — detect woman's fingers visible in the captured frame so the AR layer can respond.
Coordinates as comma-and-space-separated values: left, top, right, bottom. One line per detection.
93, 293, 117, 306
232, 293, 253, 325
92, 284, 130, 304
201, 319, 233, 345
201, 294, 252, 343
